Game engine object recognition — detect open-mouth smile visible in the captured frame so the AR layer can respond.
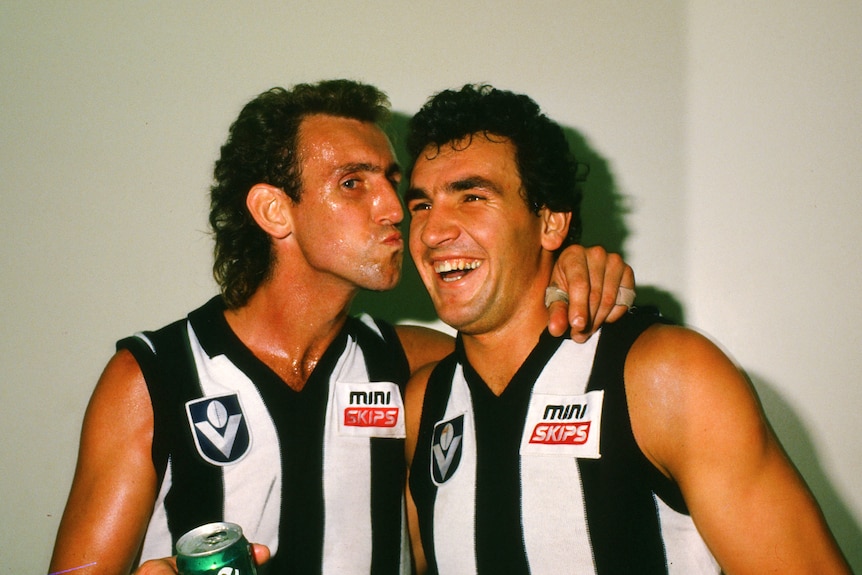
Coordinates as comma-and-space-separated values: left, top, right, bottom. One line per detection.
433, 259, 482, 282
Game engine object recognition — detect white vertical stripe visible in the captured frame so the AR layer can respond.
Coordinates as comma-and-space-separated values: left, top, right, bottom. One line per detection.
322, 335, 374, 574
521, 455, 596, 572
520, 334, 601, 572
655, 496, 720, 574
138, 461, 174, 562
433, 365, 479, 574
188, 323, 283, 555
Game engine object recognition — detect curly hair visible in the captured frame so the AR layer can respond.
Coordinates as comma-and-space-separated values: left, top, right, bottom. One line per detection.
406, 84, 582, 250
210, 80, 391, 308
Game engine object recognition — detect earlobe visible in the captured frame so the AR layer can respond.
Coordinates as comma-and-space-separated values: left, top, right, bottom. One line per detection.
246, 184, 292, 239
540, 209, 571, 251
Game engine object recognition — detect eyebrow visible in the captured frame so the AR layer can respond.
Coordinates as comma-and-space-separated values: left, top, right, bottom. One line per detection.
404, 175, 500, 203
337, 162, 402, 180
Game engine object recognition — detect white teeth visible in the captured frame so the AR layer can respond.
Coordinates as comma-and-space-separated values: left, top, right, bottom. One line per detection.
434, 259, 481, 274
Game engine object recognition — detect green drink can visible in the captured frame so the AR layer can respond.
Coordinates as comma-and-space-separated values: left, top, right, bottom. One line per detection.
175, 521, 257, 575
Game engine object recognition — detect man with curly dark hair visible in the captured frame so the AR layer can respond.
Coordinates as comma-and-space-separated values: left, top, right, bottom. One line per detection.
49, 80, 635, 575
403, 85, 850, 574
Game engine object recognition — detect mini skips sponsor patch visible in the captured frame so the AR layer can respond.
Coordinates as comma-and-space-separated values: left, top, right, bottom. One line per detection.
185, 393, 251, 465
431, 414, 464, 485
520, 390, 604, 458
336, 381, 405, 438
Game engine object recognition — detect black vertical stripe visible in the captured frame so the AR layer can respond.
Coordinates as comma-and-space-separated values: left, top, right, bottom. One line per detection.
360, 319, 410, 575
579, 310, 671, 574
121, 315, 226, 550
410, 355, 459, 575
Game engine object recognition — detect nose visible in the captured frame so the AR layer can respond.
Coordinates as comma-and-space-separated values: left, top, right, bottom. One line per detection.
418, 201, 459, 248
374, 180, 404, 226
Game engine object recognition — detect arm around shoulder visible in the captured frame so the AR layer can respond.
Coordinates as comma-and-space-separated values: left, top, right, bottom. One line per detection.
394, 324, 454, 376
49, 350, 159, 575
626, 325, 850, 574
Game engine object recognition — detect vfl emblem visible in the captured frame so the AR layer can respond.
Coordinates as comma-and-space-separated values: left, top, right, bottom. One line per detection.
185, 394, 251, 465
431, 415, 464, 485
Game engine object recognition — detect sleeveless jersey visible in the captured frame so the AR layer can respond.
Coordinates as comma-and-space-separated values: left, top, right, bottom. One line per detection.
119, 296, 412, 574
409, 310, 719, 574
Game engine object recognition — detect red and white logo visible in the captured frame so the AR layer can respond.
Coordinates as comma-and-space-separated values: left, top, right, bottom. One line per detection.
344, 406, 399, 428
529, 421, 591, 445
520, 390, 604, 458
336, 381, 406, 438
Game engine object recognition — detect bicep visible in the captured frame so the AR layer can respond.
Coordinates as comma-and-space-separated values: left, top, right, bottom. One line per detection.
628, 326, 848, 574
50, 350, 159, 575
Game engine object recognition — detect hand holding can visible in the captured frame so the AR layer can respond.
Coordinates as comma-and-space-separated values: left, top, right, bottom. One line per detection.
175, 522, 257, 575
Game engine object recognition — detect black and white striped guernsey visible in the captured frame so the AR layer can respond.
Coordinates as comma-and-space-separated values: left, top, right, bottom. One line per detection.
409, 309, 720, 574
119, 296, 412, 574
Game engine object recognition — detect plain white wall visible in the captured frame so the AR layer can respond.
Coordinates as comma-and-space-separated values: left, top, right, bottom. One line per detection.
1, 2, 859, 572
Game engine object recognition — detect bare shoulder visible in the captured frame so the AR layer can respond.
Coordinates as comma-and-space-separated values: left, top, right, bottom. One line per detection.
624, 324, 764, 477
625, 323, 751, 406
394, 324, 454, 375
86, 349, 153, 431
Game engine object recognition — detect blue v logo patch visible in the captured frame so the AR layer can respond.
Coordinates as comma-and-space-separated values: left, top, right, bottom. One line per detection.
186, 394, 251, 465
431, 414, 464, 485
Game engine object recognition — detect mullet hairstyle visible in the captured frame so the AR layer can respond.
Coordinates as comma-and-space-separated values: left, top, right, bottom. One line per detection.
406, 84, 583, 252
210, 80, 391, 308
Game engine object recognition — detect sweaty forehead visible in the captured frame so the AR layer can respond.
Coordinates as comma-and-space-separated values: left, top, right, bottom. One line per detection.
299, 114, 396, 169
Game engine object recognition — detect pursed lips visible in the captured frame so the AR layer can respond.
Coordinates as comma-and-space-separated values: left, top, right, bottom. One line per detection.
381, 230, 403, 246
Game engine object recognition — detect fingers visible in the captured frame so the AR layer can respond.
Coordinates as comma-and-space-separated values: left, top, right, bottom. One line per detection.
131, 544, 270, 575
587, 250, 629, 332
251, 543, 271, 565
548, 245, 636, 342
547, 298, 571, 337
547, 245, 590, 334
133, 556, 178, 575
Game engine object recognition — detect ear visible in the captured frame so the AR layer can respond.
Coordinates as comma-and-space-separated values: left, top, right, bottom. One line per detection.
246, 184, 292, 239
539, 208, 571, 252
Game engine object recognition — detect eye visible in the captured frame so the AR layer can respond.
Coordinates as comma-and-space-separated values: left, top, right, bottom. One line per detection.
342, 178, 360, 190
463, 193, 485, 203
408, 200, 431, 212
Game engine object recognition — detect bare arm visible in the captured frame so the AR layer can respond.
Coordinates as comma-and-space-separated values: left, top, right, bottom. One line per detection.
394, 324, 455, 376
49, 350, 159, 575
627, 325, 850, 575
549, 245, 635, 342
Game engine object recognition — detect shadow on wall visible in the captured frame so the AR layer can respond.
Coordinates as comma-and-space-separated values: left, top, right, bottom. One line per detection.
352, 115, 686, 325
748, 372, 862, 568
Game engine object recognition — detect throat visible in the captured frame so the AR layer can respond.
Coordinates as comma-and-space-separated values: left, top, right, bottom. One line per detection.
263, 354, 320, 392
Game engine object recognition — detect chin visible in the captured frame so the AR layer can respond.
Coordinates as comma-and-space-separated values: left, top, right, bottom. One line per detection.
360, 272, 402, 292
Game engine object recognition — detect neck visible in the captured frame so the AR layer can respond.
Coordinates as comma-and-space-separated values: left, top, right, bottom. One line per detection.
224, 267, 359, 391
460, 277, 552, 396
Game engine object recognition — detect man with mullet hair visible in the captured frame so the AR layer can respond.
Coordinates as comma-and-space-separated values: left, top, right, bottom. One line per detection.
49, 80, 635, 575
